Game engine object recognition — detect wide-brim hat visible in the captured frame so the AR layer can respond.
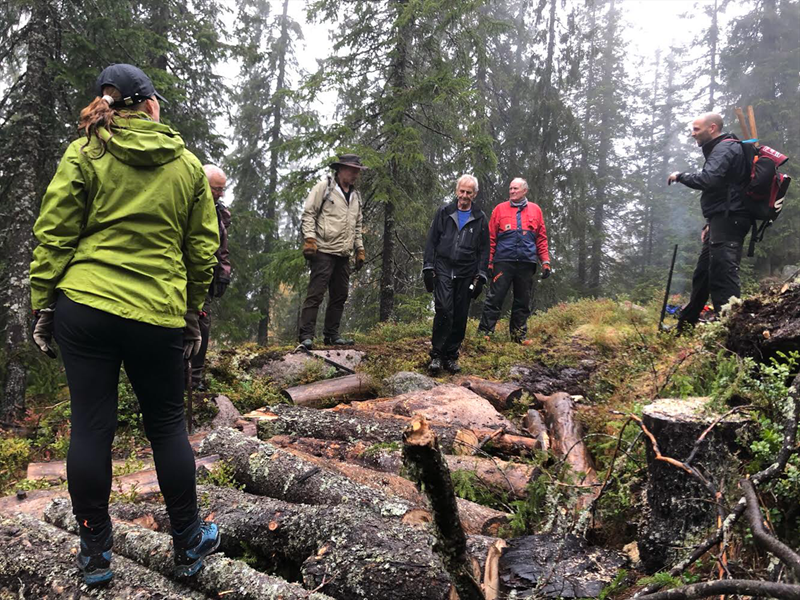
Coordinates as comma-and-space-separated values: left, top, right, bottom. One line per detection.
96, 63, 167, 108
330, 153, 368, 170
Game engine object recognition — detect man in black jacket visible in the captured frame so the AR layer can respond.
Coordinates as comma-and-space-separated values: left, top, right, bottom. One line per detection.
422, 175, 490, 374
668, 113, 750, 330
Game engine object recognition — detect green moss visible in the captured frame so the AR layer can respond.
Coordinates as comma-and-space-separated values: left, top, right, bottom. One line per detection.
0, 437, 31, 493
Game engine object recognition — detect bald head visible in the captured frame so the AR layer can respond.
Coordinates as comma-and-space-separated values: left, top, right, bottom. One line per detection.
691, 113, 724, 147
203, 164, 227, 201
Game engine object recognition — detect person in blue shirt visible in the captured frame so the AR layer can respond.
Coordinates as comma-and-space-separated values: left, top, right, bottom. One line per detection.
422, 175, 490, 373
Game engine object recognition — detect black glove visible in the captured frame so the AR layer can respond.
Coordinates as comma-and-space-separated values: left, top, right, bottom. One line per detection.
541, 263, 551, 280
184, 312, 202, 359
423, 269, 435, 293
31, 307, 57, 358
213, 279, 229, 298
471, 277, 485, 299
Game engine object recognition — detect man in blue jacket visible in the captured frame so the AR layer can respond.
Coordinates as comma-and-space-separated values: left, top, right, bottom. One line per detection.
422, 175, 490, 374
668, 113, 750, 330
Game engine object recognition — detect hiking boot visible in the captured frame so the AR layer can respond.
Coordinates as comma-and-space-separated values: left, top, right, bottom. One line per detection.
77, 527, 113, 586
300, 338, 314, 350
443, 359, 461, 374
324, 336, 354, 346
174, 522, 220, 577
428, 357, 442, 374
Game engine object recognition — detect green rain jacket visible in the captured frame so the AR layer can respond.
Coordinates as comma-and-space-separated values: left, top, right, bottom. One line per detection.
30, 114, 219, 328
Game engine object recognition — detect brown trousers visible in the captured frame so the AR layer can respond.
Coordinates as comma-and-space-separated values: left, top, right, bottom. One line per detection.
298, 252, 351, 342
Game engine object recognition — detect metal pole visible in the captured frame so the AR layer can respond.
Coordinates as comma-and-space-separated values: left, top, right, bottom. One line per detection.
659, 244, 679, 333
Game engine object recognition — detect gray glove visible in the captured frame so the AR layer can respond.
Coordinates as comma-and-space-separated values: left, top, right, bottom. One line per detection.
183, 312, 202, 359
32, 307, 57, 358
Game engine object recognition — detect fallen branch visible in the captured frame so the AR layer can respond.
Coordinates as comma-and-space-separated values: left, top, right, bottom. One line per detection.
741, 478, 800, 579
638, 579, 800, 600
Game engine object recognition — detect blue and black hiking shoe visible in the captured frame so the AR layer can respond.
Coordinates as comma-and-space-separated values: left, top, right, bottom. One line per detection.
174, 521, 220, 577
76, 528, 113, 586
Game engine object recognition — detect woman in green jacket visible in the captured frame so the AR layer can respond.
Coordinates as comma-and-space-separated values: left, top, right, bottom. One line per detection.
29, 64, 220, 585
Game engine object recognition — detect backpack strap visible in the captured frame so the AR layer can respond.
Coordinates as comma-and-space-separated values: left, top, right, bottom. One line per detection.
316, 175, 336, 220
747, 220, 758, 258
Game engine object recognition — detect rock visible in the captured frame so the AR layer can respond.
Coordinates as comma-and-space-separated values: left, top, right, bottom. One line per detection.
510, 360, 595, 397
256, 352, 329, 384
310, 349, 364, 371
211, 394, 242, 429
383, 371, 438, 395
638, 397, 751, 573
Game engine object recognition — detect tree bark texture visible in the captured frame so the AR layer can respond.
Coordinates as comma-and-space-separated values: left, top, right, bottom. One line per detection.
638, 397, 750, 573
454, 376, 524, 412
43, 498, 336, 600
351, 383, 521, 433
267, 435, 536, 500
55, 486, 456, 600
1, 0, 58, 421
0, 513, 208, 599
252, 404, 540, 456
522, 408, 551, 453
199, 427, 428, 523
402, 416, 484, 600
282, 372, 375, 407
274, 442, 510, 535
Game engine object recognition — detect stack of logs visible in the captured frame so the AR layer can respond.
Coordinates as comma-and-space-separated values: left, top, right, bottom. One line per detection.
0, 369, 619, 599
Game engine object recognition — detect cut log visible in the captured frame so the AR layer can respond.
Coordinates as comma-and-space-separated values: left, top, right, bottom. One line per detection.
50, 487, 456, 600
199, 427, 429, 523
0, 513, 207, 599
274, 443, 511, 535
351, 383, 521, 433
43, 499, 334, 600
281, 372, 375, 408
403, 416, 484, 600
540, 392, 598, 489
250, 404, 541, 457
455, 375, 524, 412
522, 408, 551, 453
499, 533, 626, 598
267, 435, 536, 499
0, 454, 219, 519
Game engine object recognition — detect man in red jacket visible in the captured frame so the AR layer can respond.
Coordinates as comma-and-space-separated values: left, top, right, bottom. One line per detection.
478, 178, 550, 343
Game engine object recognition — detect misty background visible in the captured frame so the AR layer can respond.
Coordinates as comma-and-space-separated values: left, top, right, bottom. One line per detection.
0, 0, 797, 413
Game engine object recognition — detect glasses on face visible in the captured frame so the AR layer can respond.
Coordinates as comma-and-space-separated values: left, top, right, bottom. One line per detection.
210, 186, 226, 194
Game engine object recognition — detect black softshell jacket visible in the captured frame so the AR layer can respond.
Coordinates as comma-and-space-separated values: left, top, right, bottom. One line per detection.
423, 202, 490, 280
678, 133, 748, 218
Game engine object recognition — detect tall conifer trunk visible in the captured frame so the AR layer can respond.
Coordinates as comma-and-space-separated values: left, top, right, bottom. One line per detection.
1, 1, 56, 420
379, 0, 409, 322
589, 0, 616, 294
257, 0, 290, 345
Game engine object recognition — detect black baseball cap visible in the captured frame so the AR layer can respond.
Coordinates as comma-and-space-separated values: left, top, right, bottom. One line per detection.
96, 64, 167, 107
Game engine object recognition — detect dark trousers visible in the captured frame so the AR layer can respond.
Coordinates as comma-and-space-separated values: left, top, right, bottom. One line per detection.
431, 275, 473, 360
54, 293, 198, 538
680, 214, 751, 326
190, 303, 212, 387
298, 252, 351, 341
478, 262, 536, 339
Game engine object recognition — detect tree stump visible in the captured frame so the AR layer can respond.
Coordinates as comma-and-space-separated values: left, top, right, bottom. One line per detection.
638, 397, 751, 573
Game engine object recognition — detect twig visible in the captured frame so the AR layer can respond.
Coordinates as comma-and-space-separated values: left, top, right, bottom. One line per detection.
638, 579, 800, 600
684, 405, 751, 467
591, 416, 633, 517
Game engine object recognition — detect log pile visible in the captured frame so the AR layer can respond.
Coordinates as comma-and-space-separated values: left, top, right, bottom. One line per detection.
0, 361, 623, 599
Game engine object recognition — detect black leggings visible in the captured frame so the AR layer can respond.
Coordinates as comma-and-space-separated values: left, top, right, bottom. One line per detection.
54, 293, 198, 536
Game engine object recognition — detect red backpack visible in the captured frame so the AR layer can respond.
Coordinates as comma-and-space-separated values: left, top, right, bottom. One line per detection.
733, 141, 792, 256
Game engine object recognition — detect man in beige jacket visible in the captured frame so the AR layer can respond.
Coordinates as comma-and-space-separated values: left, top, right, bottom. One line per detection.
298, 154, 366, 349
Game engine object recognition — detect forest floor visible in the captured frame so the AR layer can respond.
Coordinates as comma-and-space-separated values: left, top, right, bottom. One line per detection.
1, 291, 798, 599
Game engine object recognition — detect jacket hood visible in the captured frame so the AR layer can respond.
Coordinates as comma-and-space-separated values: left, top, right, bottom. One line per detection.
99, 113, 185, 167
